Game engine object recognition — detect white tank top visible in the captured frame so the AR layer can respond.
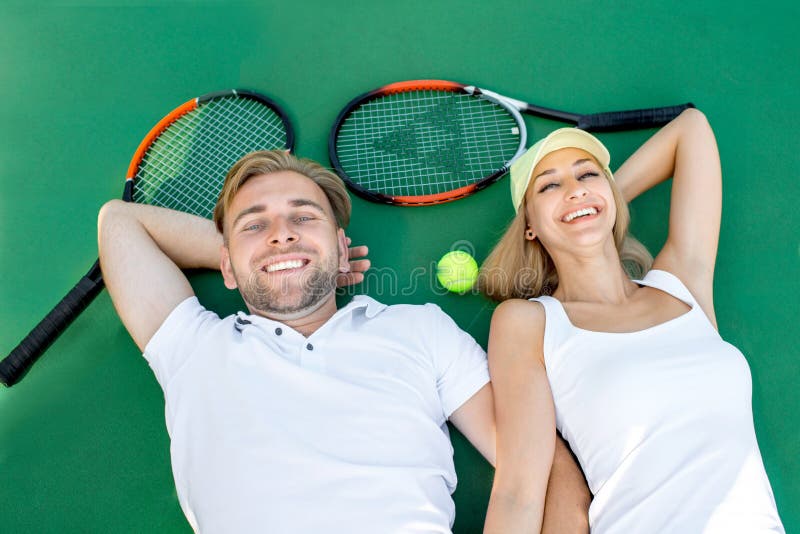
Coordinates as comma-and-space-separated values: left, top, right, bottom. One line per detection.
532, 270, 784, 533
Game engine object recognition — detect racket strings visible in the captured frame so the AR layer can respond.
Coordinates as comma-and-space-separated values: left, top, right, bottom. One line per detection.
134, 96, 288, 218
335, 90, 521, 197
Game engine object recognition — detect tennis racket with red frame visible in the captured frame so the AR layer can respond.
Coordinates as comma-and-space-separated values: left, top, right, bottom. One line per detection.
0, 89, 294, 387
329, 80, 693, 206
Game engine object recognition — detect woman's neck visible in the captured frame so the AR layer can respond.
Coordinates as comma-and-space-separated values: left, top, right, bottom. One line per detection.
550, 243, 638, 304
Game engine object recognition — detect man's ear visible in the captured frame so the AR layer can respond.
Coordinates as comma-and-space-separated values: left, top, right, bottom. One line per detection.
337, 228, 350, 273
220, 245, 238, 289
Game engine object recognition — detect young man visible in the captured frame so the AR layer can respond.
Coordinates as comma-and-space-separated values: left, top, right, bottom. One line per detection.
99, 150, 589, 533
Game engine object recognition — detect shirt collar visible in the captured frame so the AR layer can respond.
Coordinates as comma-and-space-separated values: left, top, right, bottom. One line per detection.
342, 294, 388, 319
234, 294, 388, 330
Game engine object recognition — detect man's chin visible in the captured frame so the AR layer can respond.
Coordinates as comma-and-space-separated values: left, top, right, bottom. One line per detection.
246, 292, 335, 322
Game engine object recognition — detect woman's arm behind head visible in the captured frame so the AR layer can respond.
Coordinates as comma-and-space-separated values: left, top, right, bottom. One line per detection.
614, 109, 721, 325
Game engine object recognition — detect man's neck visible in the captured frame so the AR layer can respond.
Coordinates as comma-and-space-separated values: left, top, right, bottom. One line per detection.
250, 294, 338, 337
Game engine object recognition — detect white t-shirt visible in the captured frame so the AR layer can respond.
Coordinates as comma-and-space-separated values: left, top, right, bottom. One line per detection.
144, 295, 489, 534
533, 270, 784, 533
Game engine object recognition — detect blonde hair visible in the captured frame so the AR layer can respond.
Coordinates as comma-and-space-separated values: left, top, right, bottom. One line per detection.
478, 172, 652, 301
212, 150, 351, 238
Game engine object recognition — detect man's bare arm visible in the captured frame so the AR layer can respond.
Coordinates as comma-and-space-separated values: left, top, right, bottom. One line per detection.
449, 383, 496, 466
542, 436, 591, 534
98, 200, 221, 351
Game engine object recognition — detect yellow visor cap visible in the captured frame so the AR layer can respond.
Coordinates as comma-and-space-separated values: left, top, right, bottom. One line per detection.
509, 128, 613, 212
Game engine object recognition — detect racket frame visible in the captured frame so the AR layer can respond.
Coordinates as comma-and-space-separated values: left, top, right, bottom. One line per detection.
329, 79, 693, 206
329, 81, 527, 206
0, 89, 293, 387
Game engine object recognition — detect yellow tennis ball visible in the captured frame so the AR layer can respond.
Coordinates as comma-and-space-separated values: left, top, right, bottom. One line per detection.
437, 251, 479, 294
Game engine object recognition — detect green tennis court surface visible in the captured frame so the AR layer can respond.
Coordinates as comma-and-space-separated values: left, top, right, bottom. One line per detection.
1, 3, 797, 531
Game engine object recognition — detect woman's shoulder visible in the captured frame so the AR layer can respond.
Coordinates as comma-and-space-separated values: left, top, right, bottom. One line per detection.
488, 298, 551, 367
491, 298, 546, 332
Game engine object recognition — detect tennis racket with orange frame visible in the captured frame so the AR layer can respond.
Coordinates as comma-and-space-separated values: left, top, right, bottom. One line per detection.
329, 79, 693, 206
0, 89, 294, 387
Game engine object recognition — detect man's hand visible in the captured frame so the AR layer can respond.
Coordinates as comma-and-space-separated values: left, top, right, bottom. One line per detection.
337, 238, 370, 287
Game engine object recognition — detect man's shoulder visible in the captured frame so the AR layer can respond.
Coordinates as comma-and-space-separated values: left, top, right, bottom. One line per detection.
350, 295, 446, 319
154, 296, 233, 340
347, 295, 464, 335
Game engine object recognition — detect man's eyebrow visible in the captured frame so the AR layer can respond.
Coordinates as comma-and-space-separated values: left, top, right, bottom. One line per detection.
289, 199, 326, 213
231, 205, 266, 228
231, 199, 327, 229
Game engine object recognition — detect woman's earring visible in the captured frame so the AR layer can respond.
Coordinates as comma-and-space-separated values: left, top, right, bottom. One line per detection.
525, 229, 535, 240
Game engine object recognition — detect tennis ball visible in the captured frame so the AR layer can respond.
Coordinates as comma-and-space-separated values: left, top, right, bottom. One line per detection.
437, 251, 479, 294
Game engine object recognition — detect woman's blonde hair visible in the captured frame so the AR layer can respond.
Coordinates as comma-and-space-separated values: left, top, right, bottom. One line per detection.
478, 171, 652, 302
212, 150, 351, 240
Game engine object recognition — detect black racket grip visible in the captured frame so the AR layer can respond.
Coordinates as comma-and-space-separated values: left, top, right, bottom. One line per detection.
0, 262, 104, 387
579, 103, 695, 132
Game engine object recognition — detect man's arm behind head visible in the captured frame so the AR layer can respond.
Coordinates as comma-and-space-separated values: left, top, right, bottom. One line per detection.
98, 200, 222, 350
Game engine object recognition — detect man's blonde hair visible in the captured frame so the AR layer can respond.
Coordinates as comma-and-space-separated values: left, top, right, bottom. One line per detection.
212, 150, 351, 239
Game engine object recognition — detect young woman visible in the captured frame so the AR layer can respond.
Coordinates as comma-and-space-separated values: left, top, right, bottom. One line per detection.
480, 109, 784, 533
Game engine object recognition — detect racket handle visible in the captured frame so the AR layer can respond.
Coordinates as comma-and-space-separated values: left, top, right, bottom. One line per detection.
0, 261, 104, 387
579, 103, 695, 132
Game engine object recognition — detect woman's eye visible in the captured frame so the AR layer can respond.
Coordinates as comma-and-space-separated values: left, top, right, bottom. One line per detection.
538, 182, 558, 193
578, 171, 600, 180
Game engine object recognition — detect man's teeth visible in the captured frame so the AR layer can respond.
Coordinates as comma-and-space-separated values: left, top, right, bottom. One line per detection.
266, 260, 304, 272
563, 207, 598, 222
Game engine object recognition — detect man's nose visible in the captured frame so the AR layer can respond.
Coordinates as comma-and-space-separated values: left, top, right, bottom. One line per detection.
268, 218, 298, 245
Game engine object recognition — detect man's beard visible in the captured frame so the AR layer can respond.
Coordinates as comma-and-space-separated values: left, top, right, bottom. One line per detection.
236, 252, 339, 318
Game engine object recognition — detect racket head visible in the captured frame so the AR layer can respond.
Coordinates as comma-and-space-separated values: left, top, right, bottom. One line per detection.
329, 80, 526, 206
0, 89, 294, 387
125, 89, 294, 218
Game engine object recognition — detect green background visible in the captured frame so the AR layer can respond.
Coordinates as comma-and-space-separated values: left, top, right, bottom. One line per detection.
1, 1, 797, 532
